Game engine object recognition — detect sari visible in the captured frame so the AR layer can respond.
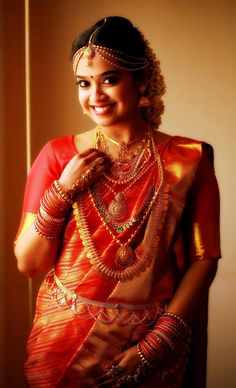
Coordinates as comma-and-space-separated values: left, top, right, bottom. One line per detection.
16, 134, 221, 387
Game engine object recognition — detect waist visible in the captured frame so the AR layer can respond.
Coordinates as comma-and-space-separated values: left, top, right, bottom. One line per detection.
45, 269, 164, 326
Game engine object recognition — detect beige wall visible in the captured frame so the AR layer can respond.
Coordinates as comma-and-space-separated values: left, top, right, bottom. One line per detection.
1, 0, 235, 386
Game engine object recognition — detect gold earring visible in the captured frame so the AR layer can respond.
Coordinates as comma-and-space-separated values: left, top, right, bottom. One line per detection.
83, 110, 87, 115
137, 96, 151, 107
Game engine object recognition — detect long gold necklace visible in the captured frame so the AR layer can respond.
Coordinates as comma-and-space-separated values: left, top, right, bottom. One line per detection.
73, 131, 165, 277
93, 158, 155, 222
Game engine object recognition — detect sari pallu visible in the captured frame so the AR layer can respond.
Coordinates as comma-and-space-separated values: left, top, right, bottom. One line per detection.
16, 135, 221, 387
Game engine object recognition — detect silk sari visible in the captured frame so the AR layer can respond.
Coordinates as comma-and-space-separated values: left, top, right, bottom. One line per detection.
16, 135, 221, 387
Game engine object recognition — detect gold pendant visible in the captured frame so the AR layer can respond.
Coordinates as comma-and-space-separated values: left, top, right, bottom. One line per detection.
116, 244, 134, 268
108, 193, 127, 220
118, 142, 133, 162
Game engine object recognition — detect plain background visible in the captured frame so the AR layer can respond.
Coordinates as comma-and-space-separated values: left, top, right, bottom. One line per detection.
0, 0, 235, 387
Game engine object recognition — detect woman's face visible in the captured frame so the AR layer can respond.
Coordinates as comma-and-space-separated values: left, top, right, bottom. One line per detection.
75, 53, 141, 127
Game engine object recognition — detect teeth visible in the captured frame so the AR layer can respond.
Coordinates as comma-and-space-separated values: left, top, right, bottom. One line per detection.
94, 106, 110, 113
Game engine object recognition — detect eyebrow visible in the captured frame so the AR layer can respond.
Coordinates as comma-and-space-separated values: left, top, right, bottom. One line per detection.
76, 70, 122, 79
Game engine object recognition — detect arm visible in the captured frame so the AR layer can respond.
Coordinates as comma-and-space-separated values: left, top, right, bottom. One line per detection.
15, 147, 110, 278
166, 258, 217, 321
14, 224, 60, 277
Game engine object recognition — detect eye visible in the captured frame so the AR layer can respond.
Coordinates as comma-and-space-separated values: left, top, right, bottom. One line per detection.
76, 79, 90, 88
103, 76, 119, 85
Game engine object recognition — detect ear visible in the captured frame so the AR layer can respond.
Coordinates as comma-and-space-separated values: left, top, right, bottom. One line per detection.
139, 84, 147, 95
132, 70, 148, 93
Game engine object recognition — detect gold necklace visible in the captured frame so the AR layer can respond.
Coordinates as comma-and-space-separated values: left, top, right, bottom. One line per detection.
73, 182, 169, 282
74, 131, 165, 275
100, 159, 155, 221
94, 126, 147, 162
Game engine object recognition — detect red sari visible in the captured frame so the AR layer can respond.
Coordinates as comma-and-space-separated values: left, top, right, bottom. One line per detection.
16, 135, 221, 387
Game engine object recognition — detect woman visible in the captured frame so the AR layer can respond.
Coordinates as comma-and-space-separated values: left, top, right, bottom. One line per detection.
15, 16, 221, 387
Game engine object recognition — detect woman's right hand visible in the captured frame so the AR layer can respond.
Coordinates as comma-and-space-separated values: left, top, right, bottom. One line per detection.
58, 148, 110, 193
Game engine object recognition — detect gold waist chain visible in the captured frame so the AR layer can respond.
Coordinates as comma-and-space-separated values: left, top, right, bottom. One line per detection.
45, 269, 164, 326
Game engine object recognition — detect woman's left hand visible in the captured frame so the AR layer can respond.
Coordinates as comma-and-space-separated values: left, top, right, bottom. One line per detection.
96, 346, 142, 387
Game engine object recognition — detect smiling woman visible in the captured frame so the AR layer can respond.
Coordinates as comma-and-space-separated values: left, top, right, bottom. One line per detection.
75, 63, 141, 129
14, 16, 221, 388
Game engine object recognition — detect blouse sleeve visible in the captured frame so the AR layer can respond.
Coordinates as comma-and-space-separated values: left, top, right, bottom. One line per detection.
15, 141, 64, 242
22, 141, 62, 214
182, 143, 221, 262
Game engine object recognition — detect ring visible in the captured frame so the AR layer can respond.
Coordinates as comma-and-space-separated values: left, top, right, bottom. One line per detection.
117, 374, 133, 386
90, 163, 98, 172
109, 364, 124, 377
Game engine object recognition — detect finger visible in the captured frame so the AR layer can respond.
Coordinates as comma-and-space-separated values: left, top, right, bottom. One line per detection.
96, 376, 118, 387
113, 352, 125, 364
79, 148, 105, 158
92, 156, 111, 170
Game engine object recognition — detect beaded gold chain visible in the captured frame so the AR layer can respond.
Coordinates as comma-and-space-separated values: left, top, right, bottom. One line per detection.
94, 126, 150, 167
91, 159, 155, 225
90, 183, 156, 233
97, 133, 153, 186
73, 131, 167, 280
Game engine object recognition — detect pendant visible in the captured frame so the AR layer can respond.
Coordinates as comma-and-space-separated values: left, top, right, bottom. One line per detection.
116, 244, 134, 268
118, 142, 133, 162
108, 193, 127, 220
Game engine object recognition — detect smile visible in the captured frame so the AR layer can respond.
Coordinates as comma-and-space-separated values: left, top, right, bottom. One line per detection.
91, 104, 114, 115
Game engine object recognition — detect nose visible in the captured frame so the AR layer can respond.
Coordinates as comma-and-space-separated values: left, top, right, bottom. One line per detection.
89, 83, 107, 104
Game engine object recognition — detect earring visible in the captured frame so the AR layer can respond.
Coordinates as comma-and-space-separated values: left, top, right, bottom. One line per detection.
137, 95, 151, 107
83, 110, 87, 115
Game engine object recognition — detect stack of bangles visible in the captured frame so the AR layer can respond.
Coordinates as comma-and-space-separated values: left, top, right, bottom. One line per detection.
137, 312, 189, 367
34, 166, 97, 239
34, 180, 73, 239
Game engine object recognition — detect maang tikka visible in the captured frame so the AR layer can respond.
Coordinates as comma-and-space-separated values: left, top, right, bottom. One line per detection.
72, 19, 149, 75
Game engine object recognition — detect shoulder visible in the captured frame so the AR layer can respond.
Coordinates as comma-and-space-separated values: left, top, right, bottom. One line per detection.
157, 133, 213, 164
156, 133, 215, 186
45, 135, 77, 165
31, 135, 77, 174
49, 135, 76, 155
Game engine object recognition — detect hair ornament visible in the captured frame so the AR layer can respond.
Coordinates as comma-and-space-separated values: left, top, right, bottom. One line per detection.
72, 19, 149, 75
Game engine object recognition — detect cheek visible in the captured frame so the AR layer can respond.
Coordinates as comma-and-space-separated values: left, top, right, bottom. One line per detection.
77, 89, 86, 107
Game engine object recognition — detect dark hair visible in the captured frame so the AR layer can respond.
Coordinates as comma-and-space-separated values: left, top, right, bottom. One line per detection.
71, 16, 166, 129
71, 17, 147, 60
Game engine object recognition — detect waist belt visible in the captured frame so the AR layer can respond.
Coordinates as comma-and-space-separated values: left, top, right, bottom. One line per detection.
45, 269, 164, 326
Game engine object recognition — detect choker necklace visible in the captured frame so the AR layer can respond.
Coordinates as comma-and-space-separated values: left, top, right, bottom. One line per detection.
94, 126, 147, 162
102, 130, 144, 147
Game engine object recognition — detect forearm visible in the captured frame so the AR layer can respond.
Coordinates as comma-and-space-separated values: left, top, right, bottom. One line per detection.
166, 259, 218, 322
14, 223, 59, 277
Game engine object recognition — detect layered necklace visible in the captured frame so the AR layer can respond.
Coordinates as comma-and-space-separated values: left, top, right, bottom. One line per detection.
94, 125, 147, 163
73, 127, 167, 281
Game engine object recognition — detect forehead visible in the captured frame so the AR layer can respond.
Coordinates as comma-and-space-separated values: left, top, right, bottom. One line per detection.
75, 53, 117, 77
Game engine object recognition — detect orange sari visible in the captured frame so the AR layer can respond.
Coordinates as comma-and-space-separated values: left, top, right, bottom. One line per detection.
16, 135, 221, 387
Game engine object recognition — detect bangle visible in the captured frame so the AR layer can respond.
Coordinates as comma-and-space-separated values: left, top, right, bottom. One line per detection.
162, 312, 188, 330
138, 312, 189, 367
136, 342, 153, 368
34, 181, 73, 239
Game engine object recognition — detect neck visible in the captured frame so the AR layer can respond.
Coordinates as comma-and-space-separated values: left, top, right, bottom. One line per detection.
98, 119, 147, 145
